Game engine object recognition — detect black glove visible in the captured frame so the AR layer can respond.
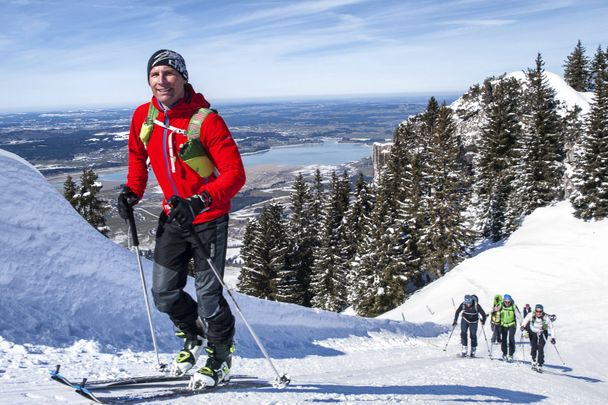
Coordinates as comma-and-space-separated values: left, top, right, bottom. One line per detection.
481, 319, 485, 325
520, 325, 525, 332
167, 192, 211, 226
550, 338, 556, 344
117, 185, 139, 220
452, 321, 457, 327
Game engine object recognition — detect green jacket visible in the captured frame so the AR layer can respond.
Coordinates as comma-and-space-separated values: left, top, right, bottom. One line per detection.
500, 303, 518, 327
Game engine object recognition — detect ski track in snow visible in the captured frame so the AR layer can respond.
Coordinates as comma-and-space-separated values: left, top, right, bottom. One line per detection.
1, 146, 608, 404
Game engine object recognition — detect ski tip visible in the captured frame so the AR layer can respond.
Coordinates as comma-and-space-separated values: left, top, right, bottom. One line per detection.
273, 374, 291, 389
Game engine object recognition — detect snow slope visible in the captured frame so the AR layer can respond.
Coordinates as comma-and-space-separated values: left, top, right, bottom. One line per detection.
505, 71, 594, 115
1, 148, 607, 403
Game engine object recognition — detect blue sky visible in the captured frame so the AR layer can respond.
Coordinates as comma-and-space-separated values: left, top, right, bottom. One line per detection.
1, 0, 607, 111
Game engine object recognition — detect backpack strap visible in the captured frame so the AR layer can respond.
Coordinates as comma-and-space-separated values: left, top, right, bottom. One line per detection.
139, 103, 159, 146
186, 108, 217, 140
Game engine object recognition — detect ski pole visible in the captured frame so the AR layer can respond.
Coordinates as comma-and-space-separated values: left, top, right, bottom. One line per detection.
443, 323, 457, 351
520, 332, 526, 361
187, 224, 290, 388
480, 322, 491, 358
127, 206, 166, 371
551, 342, 566, 366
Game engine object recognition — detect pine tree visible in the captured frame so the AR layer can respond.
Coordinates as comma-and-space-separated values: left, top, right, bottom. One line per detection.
352, 161, 408, 316
77, 168, 110, 236
475, 77, 523, 241
284, 173, 314, 306
63, 174, 78, 210
310, 171, 350, 312
590, 45, 607, 91
422, 103, 473, 277
561, 105, 584, 198
237, 219, 263, 296
237, 202, 287, 300
563, 40, 591, 91
509, 53, 564, 226
343, 173, 374, 305
571, 46, 608, 219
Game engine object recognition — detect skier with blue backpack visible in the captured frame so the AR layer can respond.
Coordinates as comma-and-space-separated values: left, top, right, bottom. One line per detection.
453, 295, 487, 357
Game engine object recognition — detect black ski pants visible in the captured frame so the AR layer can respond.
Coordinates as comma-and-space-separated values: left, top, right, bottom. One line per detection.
460, 319, 478, 347
500, 325, 516, 356
151, 212, 235, 344
528, 330, 547, 365
491, 323, 502, 343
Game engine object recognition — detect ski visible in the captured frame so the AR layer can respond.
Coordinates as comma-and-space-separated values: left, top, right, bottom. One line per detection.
95, 378, 272, 404
48, 364, 265, 403
49, 364, 254, 389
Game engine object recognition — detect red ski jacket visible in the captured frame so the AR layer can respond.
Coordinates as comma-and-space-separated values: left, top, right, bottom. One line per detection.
126, 84, 246, 224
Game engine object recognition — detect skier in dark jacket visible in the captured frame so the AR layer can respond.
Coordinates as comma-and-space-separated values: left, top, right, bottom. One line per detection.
117, 50, 245, 389
453, 294, 487, 357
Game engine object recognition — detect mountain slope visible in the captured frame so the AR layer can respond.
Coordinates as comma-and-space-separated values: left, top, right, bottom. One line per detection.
1, 149, 607, 403
381, 201, 608, 379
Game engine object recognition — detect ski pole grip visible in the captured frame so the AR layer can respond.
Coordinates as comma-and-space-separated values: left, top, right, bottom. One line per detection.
127, 206, 139, 247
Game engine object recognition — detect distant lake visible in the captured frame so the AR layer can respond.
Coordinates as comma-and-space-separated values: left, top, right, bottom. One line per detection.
242, 139, 372, 166
97, 139, 374, 182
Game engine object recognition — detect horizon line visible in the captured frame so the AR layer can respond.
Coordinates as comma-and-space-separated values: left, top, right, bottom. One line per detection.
5, 90, 464, 115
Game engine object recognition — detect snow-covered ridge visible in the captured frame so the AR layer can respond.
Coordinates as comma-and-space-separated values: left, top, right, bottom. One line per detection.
450, 70, 592, 116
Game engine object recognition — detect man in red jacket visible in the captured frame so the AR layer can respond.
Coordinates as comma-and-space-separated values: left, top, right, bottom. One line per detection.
117, 49, 245, 388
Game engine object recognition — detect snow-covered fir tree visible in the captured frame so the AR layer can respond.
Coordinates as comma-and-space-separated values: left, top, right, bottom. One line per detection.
352, 167, 407, 317
563, 40, 591, 91
310, 171, 350, 312
561, 105, 584, 198
236, 218, 262, 296
422, 102, 473, 277
63, 174, 78, 210
237, 202, 287, 300
590, 45, 607, 91
343, 173, 374, 305
474, 77, 523, 241
283, 173, 315, 306
508, 54, 564, 226
77, 168, 110, 236
571, 46, 608, 219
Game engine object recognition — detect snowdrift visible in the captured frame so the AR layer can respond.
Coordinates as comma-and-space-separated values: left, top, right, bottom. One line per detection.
0, 149, 439, 355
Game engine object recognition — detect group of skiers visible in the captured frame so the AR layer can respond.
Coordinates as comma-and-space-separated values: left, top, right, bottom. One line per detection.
452, 294, 556, 372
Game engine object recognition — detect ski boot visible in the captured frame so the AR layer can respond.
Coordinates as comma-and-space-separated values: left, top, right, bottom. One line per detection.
169, 322, 206, 377
460, 346, 468, 357
189, 342, 234, 389
470, 347, 476, 358
536, 364, 543, 373
506, 354, 513, 363
501, 353, 507, 361
531, 361, 538, 371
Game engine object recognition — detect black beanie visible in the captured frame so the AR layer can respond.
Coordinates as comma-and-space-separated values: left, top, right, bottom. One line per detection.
147, 49, 188, 81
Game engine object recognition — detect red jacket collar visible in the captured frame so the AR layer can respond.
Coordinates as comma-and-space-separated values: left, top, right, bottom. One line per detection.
151, 84, 211, 118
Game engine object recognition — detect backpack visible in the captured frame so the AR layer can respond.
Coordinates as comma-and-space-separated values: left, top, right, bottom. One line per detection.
139, 103, 217, 178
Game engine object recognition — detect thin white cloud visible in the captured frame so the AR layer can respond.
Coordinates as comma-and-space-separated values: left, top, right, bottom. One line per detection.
219, 0, 367, 27
440, 19, 516, 27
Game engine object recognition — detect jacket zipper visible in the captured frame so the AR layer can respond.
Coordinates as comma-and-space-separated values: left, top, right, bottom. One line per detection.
161, 109, 179, 197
